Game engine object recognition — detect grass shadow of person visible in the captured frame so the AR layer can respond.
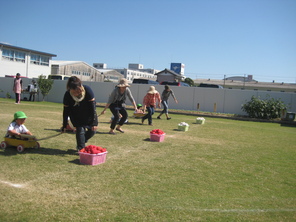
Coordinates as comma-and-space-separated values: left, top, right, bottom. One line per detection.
0, 146, 77, 156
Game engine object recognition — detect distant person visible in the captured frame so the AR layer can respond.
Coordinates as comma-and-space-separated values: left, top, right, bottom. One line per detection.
13, 73, 22, 104
157, 85, 178, 120
61, 76, 98, 151
28, 80, 38, 101
142, 86, 161, 126
101, 78, 137, 134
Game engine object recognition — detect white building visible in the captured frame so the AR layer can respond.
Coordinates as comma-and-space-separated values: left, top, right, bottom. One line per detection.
112, 63, 159, 83
0, 43, 56, 78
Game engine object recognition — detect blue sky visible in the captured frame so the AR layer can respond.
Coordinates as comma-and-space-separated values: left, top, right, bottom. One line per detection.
1, 0, 295, 83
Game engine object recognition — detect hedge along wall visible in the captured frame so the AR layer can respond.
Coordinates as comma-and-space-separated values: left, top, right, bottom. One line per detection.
1, 77, 295, 115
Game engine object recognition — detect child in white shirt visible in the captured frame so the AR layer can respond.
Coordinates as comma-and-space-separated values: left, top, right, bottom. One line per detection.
6, 111, 32, 138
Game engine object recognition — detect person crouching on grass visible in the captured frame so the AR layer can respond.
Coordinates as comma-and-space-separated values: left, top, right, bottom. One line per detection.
6, 111, 33, 138
61, 76, 98, 151
101, 78, 138, 134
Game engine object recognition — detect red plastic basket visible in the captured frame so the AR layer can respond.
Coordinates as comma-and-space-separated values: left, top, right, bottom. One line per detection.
78, 151, 108, 165
150, 133, 165, 142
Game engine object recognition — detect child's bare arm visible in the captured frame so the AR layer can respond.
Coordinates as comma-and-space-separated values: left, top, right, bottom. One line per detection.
8, 130, 21, 137
25, 131, 33, 136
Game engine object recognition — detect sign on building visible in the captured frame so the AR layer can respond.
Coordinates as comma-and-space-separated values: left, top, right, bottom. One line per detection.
170, 63, 185, 75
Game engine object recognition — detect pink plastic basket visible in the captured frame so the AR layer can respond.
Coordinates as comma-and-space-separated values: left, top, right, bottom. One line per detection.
78, 151, 108, 165
150, 133, 165, 142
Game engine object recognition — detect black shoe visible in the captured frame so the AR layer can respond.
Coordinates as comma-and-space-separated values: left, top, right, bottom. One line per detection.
116, 128, 124, 133
157, 116, 161, 119
167, 117, 171, 120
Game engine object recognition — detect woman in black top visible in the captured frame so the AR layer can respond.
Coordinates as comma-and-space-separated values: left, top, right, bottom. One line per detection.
62, 76, 98, 151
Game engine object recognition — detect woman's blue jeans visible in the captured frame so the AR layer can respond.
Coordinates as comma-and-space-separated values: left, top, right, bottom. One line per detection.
109, 104, 128, 129
161, 100, 169, 114
142, 106, 155, 125
76, 126, 95, 150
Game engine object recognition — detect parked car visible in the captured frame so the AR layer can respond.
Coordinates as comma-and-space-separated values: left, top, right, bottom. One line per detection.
160, 81, 190, 87
132, 79, 159, 85
48, 74, 71, 80
198, 83, 223, 88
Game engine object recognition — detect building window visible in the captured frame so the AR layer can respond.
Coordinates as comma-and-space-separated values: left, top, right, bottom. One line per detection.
30, 54, 49, 66
72, 70, 81, 75
2, 48, 25, 63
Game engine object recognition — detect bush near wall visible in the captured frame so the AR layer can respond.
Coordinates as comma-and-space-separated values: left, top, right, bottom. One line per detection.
241, 95, 288, 119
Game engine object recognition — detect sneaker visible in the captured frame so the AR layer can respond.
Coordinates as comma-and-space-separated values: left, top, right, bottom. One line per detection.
167, 117, 171, 120
157, 116, 161, 119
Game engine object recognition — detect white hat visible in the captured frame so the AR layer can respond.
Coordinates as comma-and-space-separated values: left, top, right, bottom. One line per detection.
117, 78, 130, 87
147, 86, 157, 94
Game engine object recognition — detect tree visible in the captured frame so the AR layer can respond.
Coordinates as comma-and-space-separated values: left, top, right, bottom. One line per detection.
241, 95, 288, 119
184, 77, 195, 86
37, 75, 54, 101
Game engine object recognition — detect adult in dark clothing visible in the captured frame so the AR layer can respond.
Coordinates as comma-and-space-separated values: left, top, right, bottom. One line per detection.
61, 76, 98, 151
101, 78, 137, 134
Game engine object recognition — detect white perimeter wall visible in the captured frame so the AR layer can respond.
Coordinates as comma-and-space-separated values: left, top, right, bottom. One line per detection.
1, 77, 295, 115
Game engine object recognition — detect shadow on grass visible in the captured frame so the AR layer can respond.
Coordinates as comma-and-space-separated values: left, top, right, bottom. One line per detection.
99, 121, 142, 125
45, 127, 113, 135
280, 122, 296, 127
0, 147, 83, 165
96, 131, 113, 134
69, 159, 80, 165
0, 146, 78, 156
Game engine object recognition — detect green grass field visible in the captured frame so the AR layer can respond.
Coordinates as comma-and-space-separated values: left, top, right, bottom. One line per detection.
0, 98, 295, 221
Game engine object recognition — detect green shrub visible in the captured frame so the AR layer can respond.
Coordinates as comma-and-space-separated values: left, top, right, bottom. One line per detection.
37, 74, 54, 101
242, 95, 288, 119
